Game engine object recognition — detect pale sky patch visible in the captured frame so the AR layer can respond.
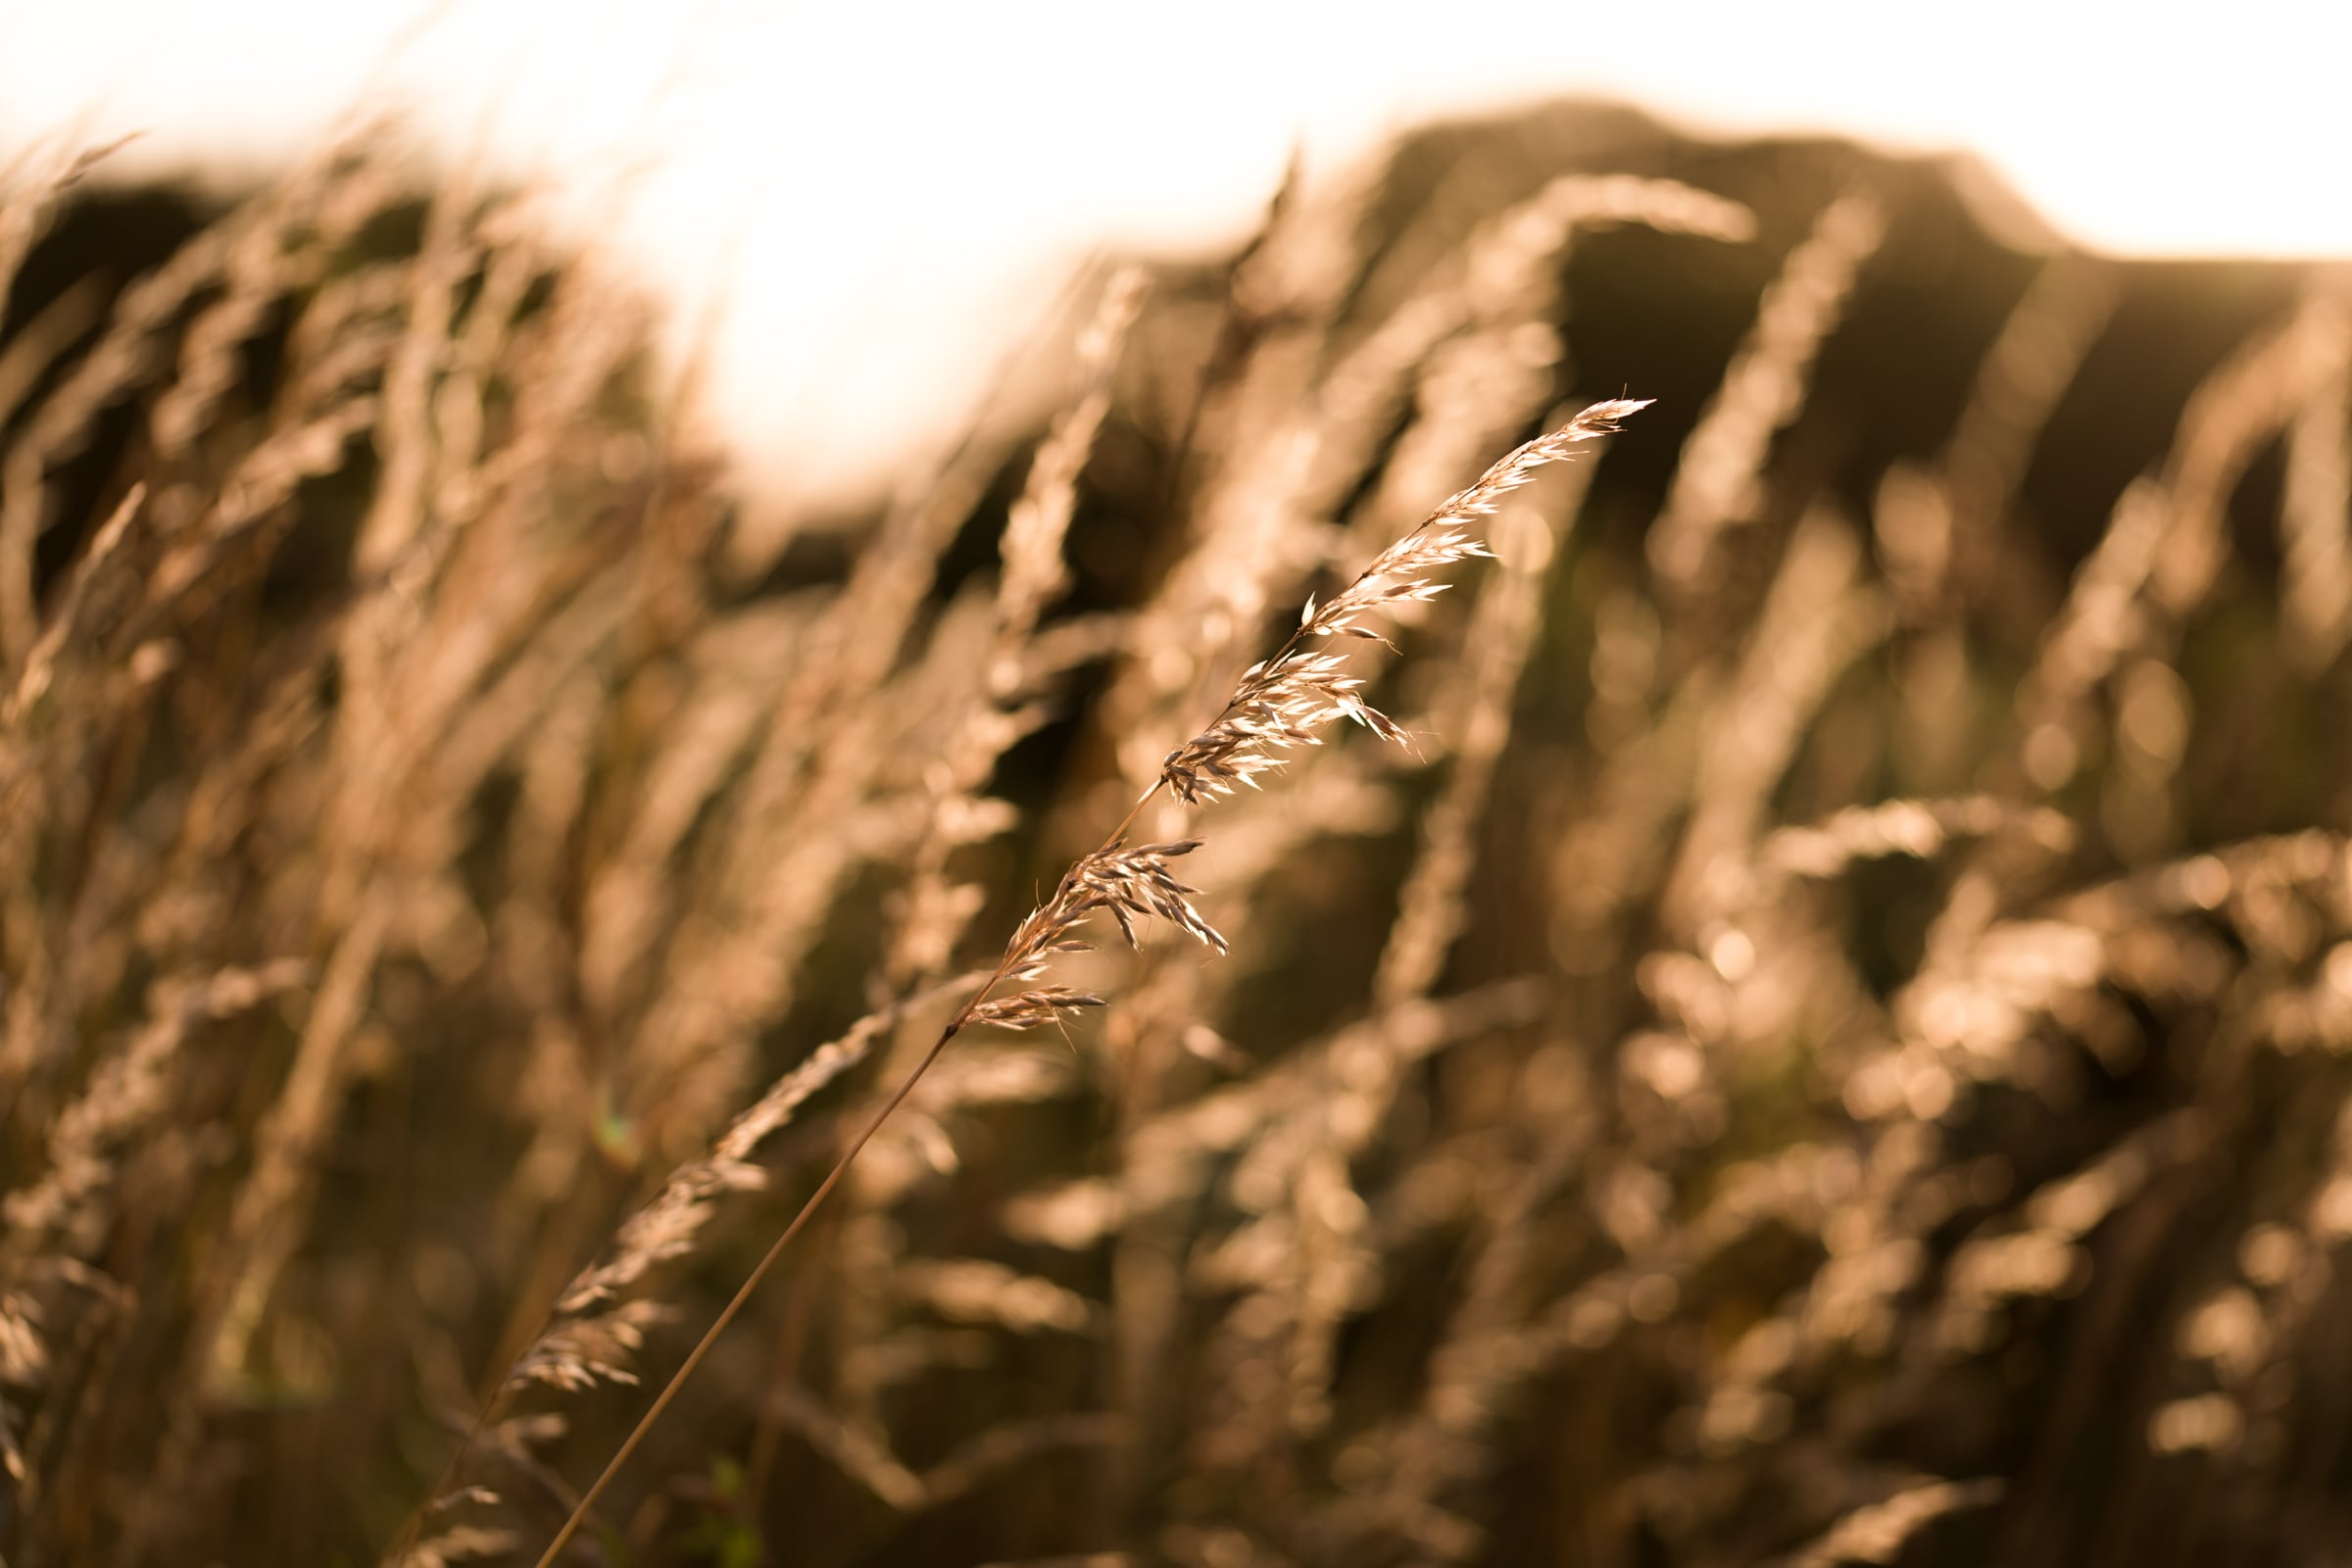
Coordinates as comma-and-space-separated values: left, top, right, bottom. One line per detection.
6, 0, 2346, 510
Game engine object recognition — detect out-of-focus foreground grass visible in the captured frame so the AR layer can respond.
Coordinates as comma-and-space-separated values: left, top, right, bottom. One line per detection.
4, 104, 2352, 1567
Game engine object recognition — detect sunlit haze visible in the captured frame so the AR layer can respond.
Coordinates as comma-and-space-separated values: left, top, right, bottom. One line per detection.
8, 0, 2348, 510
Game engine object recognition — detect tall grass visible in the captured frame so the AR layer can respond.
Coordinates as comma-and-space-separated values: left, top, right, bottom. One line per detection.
3, 105, 2352, 1568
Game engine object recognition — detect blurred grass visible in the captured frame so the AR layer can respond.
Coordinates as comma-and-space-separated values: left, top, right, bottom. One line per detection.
3, 103, 2352, 1567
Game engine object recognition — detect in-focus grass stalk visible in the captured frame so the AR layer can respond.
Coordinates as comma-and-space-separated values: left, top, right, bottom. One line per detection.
531, 399, 1648, 1564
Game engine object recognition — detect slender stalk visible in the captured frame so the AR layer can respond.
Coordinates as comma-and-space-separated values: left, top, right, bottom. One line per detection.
529, 401, 1638, 1560
533, 780, 1169, 1563
532, 1024, 955, 1568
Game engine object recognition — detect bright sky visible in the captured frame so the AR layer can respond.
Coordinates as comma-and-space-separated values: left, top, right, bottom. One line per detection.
6, 0, 2349, 510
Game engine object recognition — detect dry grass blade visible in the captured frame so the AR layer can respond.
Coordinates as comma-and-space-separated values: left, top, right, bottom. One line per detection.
529, 402, 1644, 1563
1162, 399, 1645, 805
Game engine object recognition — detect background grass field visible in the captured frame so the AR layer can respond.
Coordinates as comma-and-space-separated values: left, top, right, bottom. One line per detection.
5, 103, 2352, 1566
